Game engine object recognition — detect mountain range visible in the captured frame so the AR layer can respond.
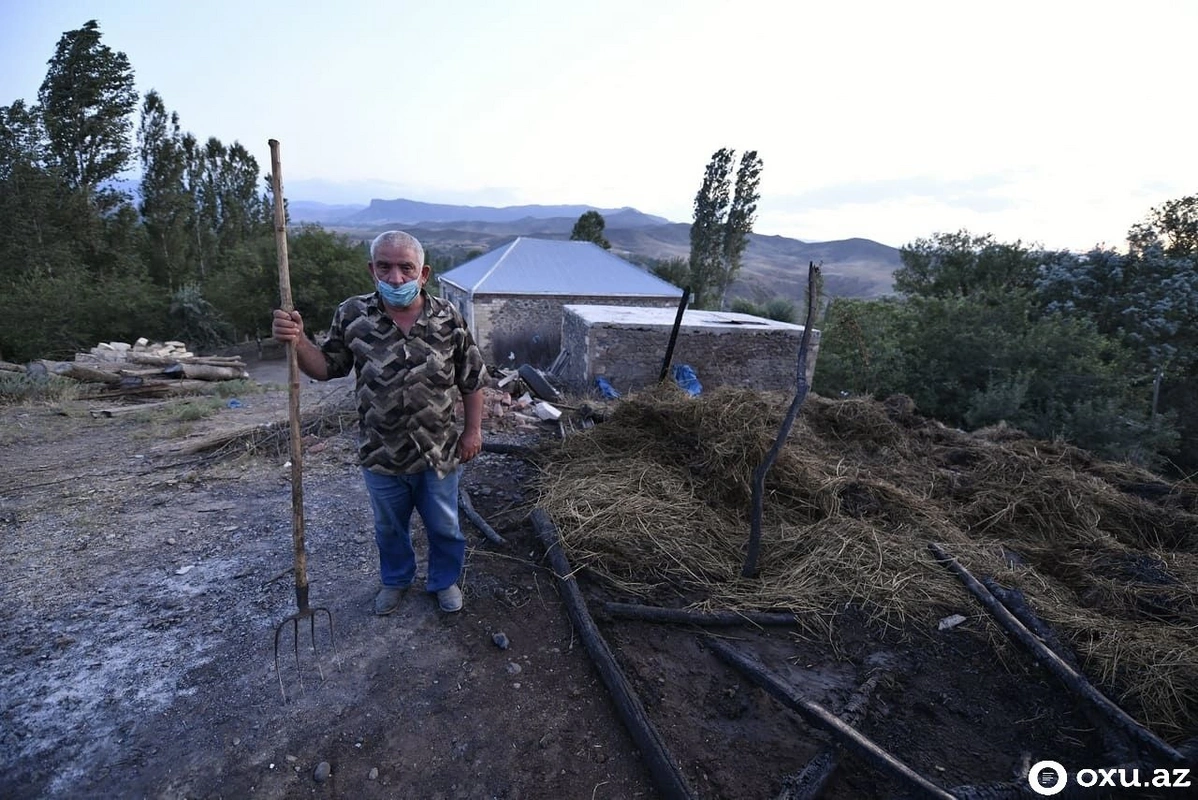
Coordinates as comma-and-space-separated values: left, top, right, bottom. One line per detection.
288, 198, 901, 301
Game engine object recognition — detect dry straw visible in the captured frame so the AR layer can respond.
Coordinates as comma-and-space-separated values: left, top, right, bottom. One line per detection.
534, 383, 1198, 738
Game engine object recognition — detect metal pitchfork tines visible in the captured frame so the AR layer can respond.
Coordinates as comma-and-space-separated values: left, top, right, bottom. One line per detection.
269, 138, 338, 702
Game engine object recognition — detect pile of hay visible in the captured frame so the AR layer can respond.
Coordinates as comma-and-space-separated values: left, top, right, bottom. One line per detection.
535, 384, 1198, 738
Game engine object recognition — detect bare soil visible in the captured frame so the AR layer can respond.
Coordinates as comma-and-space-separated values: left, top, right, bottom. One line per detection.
0, 360, 1184, 799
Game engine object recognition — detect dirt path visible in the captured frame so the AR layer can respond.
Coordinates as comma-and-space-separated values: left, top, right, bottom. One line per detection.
0, 371, 1166, 799
0, 377, 658, 799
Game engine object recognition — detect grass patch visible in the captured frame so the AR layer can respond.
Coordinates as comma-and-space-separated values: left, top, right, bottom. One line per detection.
0, 373, 82, 405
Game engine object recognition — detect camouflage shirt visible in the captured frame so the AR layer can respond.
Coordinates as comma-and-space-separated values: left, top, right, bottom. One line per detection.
319, 291, 487, 477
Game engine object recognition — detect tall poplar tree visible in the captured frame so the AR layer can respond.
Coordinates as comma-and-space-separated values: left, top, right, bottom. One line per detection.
688, 148, 734, 308
37, 20, 137, 205
688, 148, 763, 309
717, 150, 763, 308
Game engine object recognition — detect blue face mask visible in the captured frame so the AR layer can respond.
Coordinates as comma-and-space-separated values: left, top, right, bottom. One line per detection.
377, 279, 421, 308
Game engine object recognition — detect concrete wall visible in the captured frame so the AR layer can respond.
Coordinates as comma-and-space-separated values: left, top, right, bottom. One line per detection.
558, 305, 821, 396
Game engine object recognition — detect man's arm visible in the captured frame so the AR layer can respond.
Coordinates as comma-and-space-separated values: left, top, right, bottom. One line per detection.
271, 309, 330, 381
458, 389, 484, 463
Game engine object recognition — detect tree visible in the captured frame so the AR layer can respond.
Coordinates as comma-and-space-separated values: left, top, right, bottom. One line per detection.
688, 148, 763, 309
37, 20, 137, 204
893, 230, 1041, 299
569, 210, 610, 249
688, 148, 734, 308
1128, 195, 1198, 258
0, 101, 74, 277
647, 256, 689, 288
730, 296, 796, 323
717, 150, 763, 308
138, 91, 192, 288
1036, 199, 1198, 471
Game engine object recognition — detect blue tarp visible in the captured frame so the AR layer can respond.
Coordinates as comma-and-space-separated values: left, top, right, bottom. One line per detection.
670, 364, 702, 396
594, 376, 620, 399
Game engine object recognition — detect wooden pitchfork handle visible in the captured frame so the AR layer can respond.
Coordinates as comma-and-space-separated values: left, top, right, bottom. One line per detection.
269, 139, 310, 610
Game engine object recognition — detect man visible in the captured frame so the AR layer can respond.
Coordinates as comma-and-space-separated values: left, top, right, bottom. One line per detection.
271, 230, 487, 615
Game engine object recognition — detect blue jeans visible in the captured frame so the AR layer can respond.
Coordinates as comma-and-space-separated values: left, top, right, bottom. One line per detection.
361, 467, 465, 592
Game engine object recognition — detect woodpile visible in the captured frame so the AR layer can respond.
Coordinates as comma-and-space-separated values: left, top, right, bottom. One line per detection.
5, 337, 251, 400
84, 337, 195, 362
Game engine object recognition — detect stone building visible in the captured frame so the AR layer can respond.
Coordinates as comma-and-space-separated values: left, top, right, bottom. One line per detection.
436, 238, 683, 367
557, 304, 821, 396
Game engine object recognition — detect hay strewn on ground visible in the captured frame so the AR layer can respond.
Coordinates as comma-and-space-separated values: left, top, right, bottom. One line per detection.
535, 384, 1198, 739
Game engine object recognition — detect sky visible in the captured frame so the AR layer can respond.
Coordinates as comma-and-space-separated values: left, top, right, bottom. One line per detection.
2, 0, 1195, 251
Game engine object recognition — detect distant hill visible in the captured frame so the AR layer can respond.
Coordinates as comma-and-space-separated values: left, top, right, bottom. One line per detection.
604, 224, 900, 301
287, 200, 366, 222
296, 197, 901, 299
325, 198, 670, 228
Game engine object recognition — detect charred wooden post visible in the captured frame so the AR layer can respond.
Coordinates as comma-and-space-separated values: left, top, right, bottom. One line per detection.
658, 285, 690, 383
928, 542, 1185, 764
704, 636, 957, 800
458, 488, 507, 546
531, 508, 697, 800
776, 670, 886, 800
602, 602, 800, 628
983, 575, 1134, 763
481, 441, 538, 460
982, 578, 1081, 670
744, 262, 819, 578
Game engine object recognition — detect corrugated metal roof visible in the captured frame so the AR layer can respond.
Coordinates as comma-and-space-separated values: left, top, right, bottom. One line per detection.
436, 237, 683, 297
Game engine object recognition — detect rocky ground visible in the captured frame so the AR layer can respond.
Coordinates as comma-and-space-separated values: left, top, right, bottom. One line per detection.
1, 358, 1190, 799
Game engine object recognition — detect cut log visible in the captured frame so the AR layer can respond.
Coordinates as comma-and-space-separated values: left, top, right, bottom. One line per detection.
45, 361, 124, 385
459, 488, 507, 546
162, 363, 250, 381
127, 353, 247, 368
928, 542, 1185, 764
531, 509, 697, 800
0, 360, 24, 373
704, 637, 956, 800
602, 602, 800, 628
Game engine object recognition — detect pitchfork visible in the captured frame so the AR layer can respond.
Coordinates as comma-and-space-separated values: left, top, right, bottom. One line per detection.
269, 138, 337, 702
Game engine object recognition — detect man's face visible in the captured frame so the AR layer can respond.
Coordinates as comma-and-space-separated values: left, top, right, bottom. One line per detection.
370, 243, 427, 287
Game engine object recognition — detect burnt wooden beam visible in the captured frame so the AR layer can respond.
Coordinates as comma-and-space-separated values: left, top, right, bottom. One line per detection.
482, 441, 537, 460
602, 602, 800, 628
458, 488, 507, 546
982, 575, 1134, 764
531, 508, 697, 800
705, 636, 956, 800
928, 542, 1184, 764
777, 670, 886, 800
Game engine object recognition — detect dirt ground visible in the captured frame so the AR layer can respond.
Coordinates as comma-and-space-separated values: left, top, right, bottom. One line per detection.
0, 360, 1189, 799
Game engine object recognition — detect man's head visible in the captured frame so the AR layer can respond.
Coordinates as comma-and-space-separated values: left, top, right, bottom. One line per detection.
370, 230, 424, 267
368, 231, 429, 308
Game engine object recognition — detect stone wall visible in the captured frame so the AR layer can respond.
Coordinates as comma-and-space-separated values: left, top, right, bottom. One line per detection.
559, 308, 821, 396
471, 294, 678, 367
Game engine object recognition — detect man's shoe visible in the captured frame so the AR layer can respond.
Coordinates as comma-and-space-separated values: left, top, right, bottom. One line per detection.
436, 585, 463, 613
374, 586, 406, 616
